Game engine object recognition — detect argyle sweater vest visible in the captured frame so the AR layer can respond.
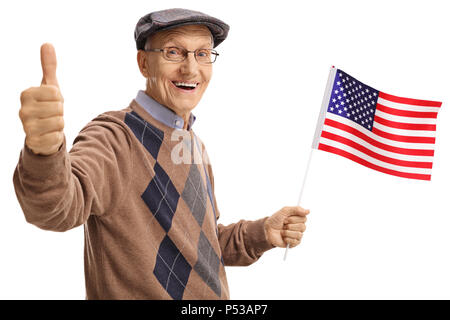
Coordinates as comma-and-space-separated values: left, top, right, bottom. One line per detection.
13, 98, 273, 299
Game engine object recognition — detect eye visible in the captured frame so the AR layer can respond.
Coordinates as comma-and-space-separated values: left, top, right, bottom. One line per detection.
166, 47, 182, 56
196, 49, 210, 57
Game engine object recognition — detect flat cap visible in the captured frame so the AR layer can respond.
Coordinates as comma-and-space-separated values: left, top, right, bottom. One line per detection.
135, 8, 230, 50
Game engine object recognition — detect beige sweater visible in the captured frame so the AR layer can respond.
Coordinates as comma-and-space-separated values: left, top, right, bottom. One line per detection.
13, 98, 273, 299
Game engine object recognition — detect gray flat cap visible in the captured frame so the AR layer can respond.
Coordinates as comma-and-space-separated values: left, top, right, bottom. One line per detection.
135, 8, 230, 50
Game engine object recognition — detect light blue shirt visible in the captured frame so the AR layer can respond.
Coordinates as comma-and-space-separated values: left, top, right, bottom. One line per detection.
135, 90, 196, 130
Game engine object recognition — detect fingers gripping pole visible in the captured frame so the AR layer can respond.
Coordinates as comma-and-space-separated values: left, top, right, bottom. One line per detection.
283, 148, 314, 261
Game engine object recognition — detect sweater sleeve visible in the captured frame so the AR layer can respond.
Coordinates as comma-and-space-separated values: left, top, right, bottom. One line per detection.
204, 159, 275, 266
12, 119, 133, 232
217, 218, 275, 266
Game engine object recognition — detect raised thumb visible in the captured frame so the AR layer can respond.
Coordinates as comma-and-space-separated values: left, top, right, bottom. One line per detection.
40, 43, 59, 87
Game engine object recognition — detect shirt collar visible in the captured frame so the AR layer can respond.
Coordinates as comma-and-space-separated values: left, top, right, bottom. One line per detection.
135, 90, 196, 130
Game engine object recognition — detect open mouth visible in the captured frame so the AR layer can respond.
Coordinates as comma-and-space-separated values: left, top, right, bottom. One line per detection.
172, 81, 199, 91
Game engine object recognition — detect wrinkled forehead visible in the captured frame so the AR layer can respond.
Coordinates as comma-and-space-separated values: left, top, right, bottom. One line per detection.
148, 24, 214, 48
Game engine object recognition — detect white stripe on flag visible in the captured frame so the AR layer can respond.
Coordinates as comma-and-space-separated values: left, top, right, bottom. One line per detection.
322, 124, 434, 162
375, 110, 437, 125
377, 97, 441, 112
319, 138, 432, 175
327, 113, 436, 148
372, 121, 436, 137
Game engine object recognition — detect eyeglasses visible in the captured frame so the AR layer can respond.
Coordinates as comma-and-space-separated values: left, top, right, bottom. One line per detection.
144, 47, 219, 64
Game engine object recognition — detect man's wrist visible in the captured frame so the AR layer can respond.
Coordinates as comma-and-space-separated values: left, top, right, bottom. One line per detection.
245, 217, 276, 255
21, 136, 67, 179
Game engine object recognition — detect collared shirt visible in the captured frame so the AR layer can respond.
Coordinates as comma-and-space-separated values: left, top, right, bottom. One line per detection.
135, 90, 196, 130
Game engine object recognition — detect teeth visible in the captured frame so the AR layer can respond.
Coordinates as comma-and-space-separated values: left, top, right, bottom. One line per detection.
174, 82, 197, 88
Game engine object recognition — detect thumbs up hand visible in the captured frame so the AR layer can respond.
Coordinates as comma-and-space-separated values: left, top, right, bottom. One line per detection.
19, 43, 65, 155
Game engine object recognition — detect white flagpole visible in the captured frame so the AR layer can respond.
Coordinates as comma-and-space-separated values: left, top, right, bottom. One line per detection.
283, 148, 314, 260
283, 66, 337, 261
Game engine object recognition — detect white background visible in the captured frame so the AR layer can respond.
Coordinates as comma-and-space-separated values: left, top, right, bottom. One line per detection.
1, 0, 449, 299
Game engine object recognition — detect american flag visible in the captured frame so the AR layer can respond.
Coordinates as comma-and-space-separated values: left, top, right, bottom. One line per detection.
312, 67, 442, 181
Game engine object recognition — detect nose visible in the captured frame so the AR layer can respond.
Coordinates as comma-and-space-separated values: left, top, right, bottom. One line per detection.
179, 52, 199, 76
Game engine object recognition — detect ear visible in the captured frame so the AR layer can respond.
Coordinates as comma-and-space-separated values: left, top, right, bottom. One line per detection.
137, 50, 149, 77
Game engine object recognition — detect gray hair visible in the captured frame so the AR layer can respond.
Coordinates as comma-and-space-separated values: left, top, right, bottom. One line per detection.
144, 37, 153, 51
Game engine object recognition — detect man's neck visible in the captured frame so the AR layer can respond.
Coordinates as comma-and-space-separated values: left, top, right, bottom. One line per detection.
144, 90, 192, 130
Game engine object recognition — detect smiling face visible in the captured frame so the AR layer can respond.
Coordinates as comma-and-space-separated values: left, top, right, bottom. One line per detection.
137, 25, 214, 123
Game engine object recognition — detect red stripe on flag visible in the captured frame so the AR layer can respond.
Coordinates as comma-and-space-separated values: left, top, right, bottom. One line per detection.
324, 118, 435, 156
374, 115, 436, 131
318, 143, 431, 181
371, 127, 436, 144
378, 92, 442, 107
321, 131, 433, 168
376, 103, 438, 119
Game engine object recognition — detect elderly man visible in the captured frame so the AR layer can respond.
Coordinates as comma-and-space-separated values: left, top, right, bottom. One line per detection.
13, 8, 309, 299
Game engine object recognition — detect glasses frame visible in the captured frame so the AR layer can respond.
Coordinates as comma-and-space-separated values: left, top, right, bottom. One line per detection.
144, 47, 219, 64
